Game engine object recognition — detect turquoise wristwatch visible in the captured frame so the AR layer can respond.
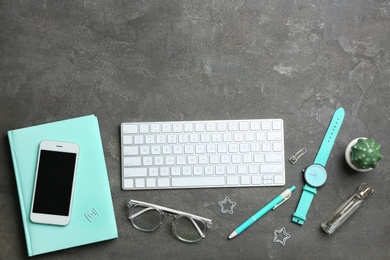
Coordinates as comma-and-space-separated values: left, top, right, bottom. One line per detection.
292, 108, 345, 225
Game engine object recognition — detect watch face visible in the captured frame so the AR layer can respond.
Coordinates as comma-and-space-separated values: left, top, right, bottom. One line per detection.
304, 164, 327, 187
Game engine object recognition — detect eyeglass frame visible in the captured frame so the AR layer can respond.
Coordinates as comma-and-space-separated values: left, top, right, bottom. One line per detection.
127, 199, 212, 243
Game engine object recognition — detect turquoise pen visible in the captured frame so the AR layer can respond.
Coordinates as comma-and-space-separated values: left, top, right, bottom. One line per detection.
228, 186, 296, 239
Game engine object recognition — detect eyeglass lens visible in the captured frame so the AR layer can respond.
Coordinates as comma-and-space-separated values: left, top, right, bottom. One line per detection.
130, 204, 207, 242
173, 216, 207, 243
130, 205, 163, 232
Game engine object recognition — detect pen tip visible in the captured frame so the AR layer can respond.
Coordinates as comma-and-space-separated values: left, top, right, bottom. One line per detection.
228, 231, 237, 239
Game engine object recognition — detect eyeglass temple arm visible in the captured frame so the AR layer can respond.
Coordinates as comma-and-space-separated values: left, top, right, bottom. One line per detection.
129, 206, 157, 219
128, 199, 212, 227
189, 218, 206, 238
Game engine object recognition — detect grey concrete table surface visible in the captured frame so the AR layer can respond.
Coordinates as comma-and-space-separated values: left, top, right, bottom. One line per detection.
1, 1, 389, 259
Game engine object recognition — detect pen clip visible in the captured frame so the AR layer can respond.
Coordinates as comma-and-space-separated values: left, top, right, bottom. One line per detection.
272, 192, 292, 210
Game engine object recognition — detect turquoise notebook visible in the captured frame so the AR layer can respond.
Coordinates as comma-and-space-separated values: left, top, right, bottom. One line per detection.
8, 115, 118, 257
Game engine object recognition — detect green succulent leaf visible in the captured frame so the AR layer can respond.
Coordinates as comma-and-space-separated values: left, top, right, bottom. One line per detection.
351, 138, 383, 169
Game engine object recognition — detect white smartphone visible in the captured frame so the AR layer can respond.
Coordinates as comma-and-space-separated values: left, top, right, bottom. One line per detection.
30, 140, 79, 226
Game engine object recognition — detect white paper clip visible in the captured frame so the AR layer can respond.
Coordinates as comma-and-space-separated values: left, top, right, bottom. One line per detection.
289, 148, 307, 164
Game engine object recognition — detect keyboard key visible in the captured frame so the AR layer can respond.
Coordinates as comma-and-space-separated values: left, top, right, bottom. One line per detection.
189, 134, 199, 142
162, 124, 171, 133
134, 135, 144, 144
183, 166, 192, 175
273, 142, 283, 152
205, 166, 214, 175
239, 121, 249, 131
124, 157, 142, 166
252, 176, 262, 184
123, 124, 137, 134
209, 154, 219, 164
249, 164, 258, 174
272, 120, 282, 130
243, 154, 252, 163
261, 121, 271, 130
262, 142, 272, 152
207, 144, 217, 153
267, 131, 282, 141
172, 123, 183, 133
151, 146, 161, 154
250, 121, 260, 130
172, 177, 225, 187
156, 135, 166, 144
237, 165, 247, 174
194, 166, 203, 175
274, 175, 284, 184
216, 165, 225, 175
228, 122, 238, 131
200, 133, 211, 142
124, 146, 138, 156
171, 167, 181, 176
184, 123, 193, 132
154, 157, 164, 165
146, 178, 156, 187
143, 157, 153, 165
124, 179, 134, 188
150, 124, 160, 133
212, 133, 222, 142
227, 165, 236, 174
149, 167, 158, 176
195, 123, 205, 132
227, 176, 239, 185
123, 135, 133, 144
217, 122, 227, 131
223, 133, 233, 142
177, 156, 186, 165
233, 132, 244, 142
178, 134, 188, 143
256, 132, 266, 141
260, 164, 283, 173
158, 178, 170, 187
135, 179, 145, 188
198, 155, 208, 164
140, 146, 150, 155
160, 167, 169, 176
241, 175, 250, 185
139, 124, 149, 133
195, 144, 206, 154
206, 123, 216, 132
145, 135, 155, 144
228, 143, 238, 153
221, 154, 230, 163
245, 132, 255, 141
265, 153, 283, 162
124, 168, 147, 177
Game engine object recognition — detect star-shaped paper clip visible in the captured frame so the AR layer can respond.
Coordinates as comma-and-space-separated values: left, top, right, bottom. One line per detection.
218, 197, 236, 214
273, 227, 291, 246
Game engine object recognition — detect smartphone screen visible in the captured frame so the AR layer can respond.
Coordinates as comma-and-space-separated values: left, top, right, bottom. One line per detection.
30, 140, 79, 226
32, 150, 77, 216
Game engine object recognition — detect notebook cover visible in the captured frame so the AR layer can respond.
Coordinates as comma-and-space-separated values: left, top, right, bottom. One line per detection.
8, 115, 118, 257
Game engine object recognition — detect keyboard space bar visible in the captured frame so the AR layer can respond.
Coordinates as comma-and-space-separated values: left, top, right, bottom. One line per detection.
172, 177, 225, 187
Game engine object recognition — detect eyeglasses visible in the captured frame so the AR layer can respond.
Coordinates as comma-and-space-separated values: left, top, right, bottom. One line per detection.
127, 199, 212, 243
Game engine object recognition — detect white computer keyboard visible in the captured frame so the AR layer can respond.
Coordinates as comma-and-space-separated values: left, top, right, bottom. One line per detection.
121, 119, 285, 190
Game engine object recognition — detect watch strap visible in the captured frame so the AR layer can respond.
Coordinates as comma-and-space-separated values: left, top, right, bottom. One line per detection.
292, 184, 317, 225
314, 108, 345, 166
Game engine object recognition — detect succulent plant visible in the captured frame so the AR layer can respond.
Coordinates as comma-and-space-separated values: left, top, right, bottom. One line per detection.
351, 138, 383, 169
